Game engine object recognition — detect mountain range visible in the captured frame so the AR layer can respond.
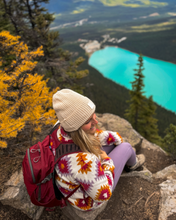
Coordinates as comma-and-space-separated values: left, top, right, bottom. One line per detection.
45, 0, 176, 25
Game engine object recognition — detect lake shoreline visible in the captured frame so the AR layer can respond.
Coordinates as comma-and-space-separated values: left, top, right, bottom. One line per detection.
88, 47, 176, 113
88, 45, 176, 66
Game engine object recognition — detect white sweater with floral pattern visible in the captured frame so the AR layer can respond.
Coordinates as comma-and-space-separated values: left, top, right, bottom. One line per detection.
55, 126, 123, 211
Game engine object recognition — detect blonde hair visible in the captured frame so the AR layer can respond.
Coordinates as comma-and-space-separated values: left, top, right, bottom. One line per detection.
69, 127, 102, 157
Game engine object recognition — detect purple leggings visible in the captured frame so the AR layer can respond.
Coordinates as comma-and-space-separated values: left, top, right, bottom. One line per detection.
102, 142, 136, 191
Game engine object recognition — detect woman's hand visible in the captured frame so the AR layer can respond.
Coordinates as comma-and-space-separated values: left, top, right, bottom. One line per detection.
100, 150, 108, 160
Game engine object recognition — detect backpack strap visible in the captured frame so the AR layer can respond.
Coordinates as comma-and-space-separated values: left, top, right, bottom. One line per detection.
49, 123, 81, 163
49, 122, 60, 135
60, 184, 81, 208
27, 148, 36, 183
54, 143, 80, 163
52, 168, 81, 208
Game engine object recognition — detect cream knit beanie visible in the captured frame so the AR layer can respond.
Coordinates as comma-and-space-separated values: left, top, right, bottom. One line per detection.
53, 89, 96, 132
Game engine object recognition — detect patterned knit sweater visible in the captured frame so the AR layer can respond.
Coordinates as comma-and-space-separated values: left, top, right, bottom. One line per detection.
55, 125, 123, 211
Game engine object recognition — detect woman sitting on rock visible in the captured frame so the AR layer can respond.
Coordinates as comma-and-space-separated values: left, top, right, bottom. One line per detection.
53, 89, 145, 211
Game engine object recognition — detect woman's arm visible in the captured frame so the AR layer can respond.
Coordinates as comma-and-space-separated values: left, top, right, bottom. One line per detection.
96, 130, 123, 146
74, 152, 115, 203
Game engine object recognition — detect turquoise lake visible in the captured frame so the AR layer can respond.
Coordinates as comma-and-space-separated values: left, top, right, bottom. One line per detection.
89, 47, 176, 113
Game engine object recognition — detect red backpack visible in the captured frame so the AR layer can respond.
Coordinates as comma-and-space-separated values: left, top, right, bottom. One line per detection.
22, 123, 81, 208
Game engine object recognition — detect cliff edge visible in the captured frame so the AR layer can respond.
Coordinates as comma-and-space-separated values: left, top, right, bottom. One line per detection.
0, 113, 176, 220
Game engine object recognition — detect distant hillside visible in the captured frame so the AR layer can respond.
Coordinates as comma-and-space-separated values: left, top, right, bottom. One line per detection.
45, 0, 175, 14
53, 2, 176, 63
44, 0, 176, 25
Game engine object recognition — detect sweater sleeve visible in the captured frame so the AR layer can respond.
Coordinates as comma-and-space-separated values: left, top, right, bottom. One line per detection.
74, 152, 115, 203
96, 130, 123, 146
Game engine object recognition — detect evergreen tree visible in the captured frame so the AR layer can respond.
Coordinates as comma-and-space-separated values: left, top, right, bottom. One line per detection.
162, 124, 176, 159
2, 0, 57, 54
125, 54, 160, 144
125, 54, 146, 131
0, 0, 14, 32
2, 0, 88, 92
139, 96, 161, 144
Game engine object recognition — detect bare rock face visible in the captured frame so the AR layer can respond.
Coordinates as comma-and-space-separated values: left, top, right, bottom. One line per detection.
0, 169, 44, 220
152, 165, 176, 220
153, 165, 176, 180
141, 138, 167, 155
121, 166, 153, 182
62, 201, 108, 220
158, 179, 176, 220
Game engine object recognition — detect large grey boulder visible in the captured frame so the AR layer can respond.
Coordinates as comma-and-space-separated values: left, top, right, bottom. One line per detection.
0, 169, 44, 220
62, 201, 108, 220
153, 165, 176, 180
141, 138, 167, 154
158, 179, 176, 220
121, 166, 153, 182
152, 165, 176, 220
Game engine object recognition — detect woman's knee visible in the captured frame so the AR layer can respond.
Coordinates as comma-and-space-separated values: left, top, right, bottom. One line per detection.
108, 142, 135, 161
118, 142, 132, 150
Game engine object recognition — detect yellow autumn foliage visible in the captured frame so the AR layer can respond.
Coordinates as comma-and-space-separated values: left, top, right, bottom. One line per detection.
0, 31, 59, 148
